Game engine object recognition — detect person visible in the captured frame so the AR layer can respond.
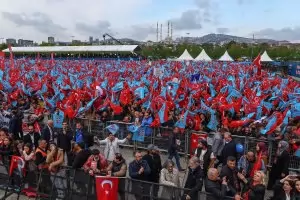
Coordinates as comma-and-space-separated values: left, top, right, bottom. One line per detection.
97, 130, 131, 162
70, 142, 91, 169
35, 139, 48, 167
220, 156, 240, 197
8, 109, 23, 140
23, 124, 40, 148
57, 121, 73, 164
212, 128, 226, 167
129, 151, 151, 200
106, 153, 127, 200
152, 145, 163, 197
46, 143, 66, 199
41, 120, 56, 144
22, 143, 36, 188
141, 112, 153, 136
294, 179, 300, 200
205, 168, 227, 200
238, 151, 265, 178
271, 176, 295, 200
35, 139, 50, 194
159, 160, 180, 199
194, 139, 215, 177
183, 157, 204, 200
255, 142, 268, 167
168, 127, 184, 171
0, 137, 13, 165
142, 144, 162, 198
238, 171, 266, 200
221, 132, 237, 165
267, 141, 290, 190
83, 149, 108, 176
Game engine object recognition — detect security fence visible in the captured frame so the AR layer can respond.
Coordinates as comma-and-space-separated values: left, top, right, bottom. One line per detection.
73, 118, 300, 172
0, 162, 235, 200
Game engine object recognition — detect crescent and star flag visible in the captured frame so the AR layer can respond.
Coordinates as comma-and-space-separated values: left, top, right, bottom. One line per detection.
253, 54, 261, 76
190, 133, 208, 155
9, 156, 25, 177
95, 176, 119, 200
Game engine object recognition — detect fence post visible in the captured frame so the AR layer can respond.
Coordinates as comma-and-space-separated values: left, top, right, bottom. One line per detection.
267, 140, 273, 167
244, 136, 249, 153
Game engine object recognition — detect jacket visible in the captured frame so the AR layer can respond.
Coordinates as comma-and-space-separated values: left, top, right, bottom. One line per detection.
57, 129, 73, 152
241, 180, 265, 200
129, 159, 151, 181
220, 165, 240, 196
98, 138, 127, 162
195, 148, 213, 176
83, 154, 108, 173
205, 178, 227, 200
211, 132, 224, 157
141, 117, 153, 136
237, 155, 266, 177
221, 140, 237, 164
41, 125, 55, 143
184, 166, 204, 200
23, 132, 41, 148
160, 168, 180, 199
168, 133, 179, 154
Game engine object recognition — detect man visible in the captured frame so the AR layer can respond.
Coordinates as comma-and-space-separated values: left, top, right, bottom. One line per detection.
42, 120, 56, 144
194, 139, 216, 177
8, 109, 23, 140
74, 122, 93, 148
23, 124, 40, 148
212, 128, 226, 167
142, 145, 162, 198
35, 139, 48, 167
129, 151, 151, 200
71, 142, 91, 169
97, 130, 131, 162
168, 127, 184, 171
205, 168, 227, 200
221, 132, 237, 165
106, 153, 127, 200
183, 157, 204, 200
220, 156, 240, 197
57, 122, 73, 164
237, 151, 265, 178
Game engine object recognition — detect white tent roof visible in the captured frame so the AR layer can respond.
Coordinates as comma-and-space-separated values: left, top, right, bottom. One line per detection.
194, 49, 212, 61
176, 49, 194, 60
2, 45, 139, 53
261, 50, 273, 62
219, 50, 234, 61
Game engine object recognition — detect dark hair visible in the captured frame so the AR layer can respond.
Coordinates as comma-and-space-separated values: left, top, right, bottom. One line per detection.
92, 149, 100, 155
115, 153, 123, 161
227, 156, 236, 162
24, 143, 33, 152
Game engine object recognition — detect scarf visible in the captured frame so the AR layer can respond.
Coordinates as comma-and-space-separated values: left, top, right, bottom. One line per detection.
250, 152, 262, 177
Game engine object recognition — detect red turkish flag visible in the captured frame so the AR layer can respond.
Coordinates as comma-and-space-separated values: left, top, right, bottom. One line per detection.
253, 54, 261, 76
9, 156, 25, 177
190, 133, 208, 155
95, 176, 119, 200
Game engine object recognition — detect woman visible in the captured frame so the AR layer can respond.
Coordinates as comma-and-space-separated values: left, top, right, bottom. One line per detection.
272, 177, 295, 200
159, 160, 180, 200
22, 143, 36, 188
267, 141, 290, 190
0, 137, 13, 165
293, 179, 300, 200
256, 142, 268, 167
238, 171, 266, 200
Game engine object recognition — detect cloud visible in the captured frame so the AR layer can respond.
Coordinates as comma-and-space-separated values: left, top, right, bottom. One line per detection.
170, 10, 202, 30
129, 25, 156, 40
2, 11, 66, 35
217, 27, 230, 34
253, 27, 300, 41
75, 21, 112, 36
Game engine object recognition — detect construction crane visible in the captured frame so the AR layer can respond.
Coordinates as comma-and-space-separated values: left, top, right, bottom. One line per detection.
102, 33, 123, 45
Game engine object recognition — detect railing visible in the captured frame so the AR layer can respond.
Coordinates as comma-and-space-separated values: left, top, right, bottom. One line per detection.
0, 163, 235, 200
73, 118, 300, 172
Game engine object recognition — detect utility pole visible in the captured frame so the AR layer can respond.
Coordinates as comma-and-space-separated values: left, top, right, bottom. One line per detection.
156, 22, 159, 42
160, 24, 163, 42
251, 34, 254, 59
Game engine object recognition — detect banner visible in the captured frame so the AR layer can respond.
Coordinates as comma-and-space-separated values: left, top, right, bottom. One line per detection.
9, 156, 25, 177
190, 133, 207, 155
53, 110, 64, 128
95, 176, 119, 200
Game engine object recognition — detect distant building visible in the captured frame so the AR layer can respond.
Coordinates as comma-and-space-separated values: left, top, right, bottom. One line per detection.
18, 39, 34, 47
95, 38, 100, 44
6, 38, 17, 46
89, 36, 93, 44
72, 40, 82, 44
48, 37, 55, 44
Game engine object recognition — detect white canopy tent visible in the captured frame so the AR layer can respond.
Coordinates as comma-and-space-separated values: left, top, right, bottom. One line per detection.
261, 50, 273, 62
194, 49, 212, 61
176, 49, 194, 60
219, 50, 234, 61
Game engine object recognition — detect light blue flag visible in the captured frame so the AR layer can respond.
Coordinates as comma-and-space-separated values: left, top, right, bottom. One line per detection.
106, 124, 119, 135
53, 110, 64, 128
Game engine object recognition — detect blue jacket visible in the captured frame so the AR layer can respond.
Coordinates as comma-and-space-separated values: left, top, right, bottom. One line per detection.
141, 117, 153, 136
75, 129, 84, 144
129, 160, 151, 181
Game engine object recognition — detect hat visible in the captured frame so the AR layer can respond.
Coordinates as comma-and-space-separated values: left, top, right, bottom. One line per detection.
199, 139, 208, 148
147, 144, 154, 150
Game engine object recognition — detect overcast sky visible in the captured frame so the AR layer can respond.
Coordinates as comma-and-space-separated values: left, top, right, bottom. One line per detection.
1, 0, 300, 43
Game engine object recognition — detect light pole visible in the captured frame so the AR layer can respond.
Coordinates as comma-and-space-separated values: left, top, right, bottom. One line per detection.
0, 38, 4, 44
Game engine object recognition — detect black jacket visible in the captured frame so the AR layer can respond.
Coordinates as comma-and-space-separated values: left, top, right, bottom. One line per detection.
57, 129, 73, 152
41, 126, 55, 143
184, 166, 204, 200
9, 115, 23, 139
129, 160, 151, 181
195, 148, 213, 176
221, 140, 237, 164
220, 165, 240, 196
205, 178, 227, 200
23, 132, 41, 148
241, 180, 265, 200
71, 149, 91, 169
168, 133, 179, 154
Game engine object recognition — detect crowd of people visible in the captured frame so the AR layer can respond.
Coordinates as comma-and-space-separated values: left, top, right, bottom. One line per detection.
0, 58, 299, 200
